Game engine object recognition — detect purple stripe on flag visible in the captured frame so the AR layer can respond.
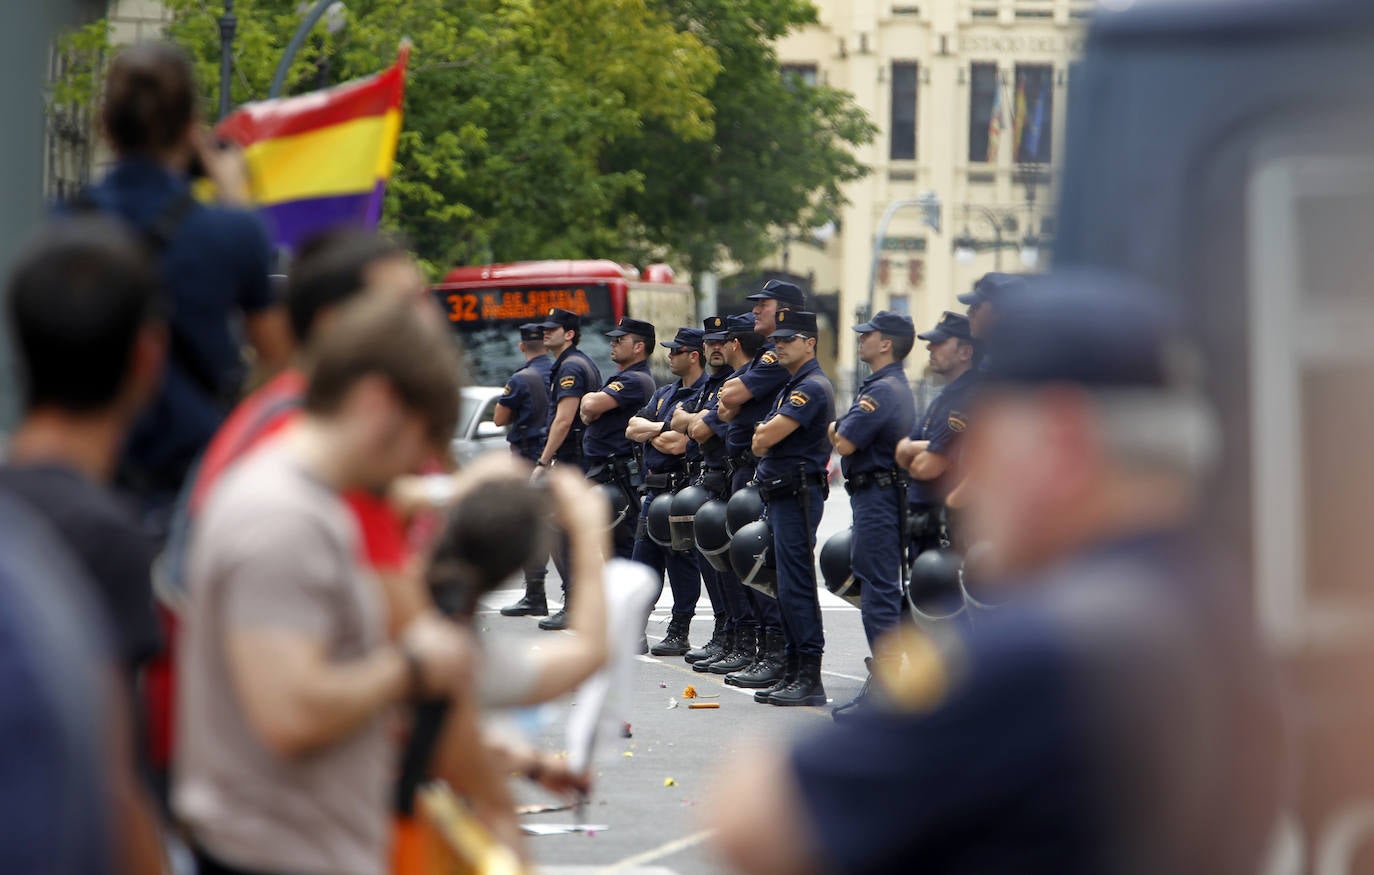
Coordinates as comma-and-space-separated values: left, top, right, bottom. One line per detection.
259, 180, 388, 252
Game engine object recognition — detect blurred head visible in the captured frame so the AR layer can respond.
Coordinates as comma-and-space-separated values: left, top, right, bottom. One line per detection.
287, 229, 422, 345
303, 295, 462, 490
963, 272, 1218, 577
102, 42, 197, 166
7, 217, 166, 419
427, 475, 549, 619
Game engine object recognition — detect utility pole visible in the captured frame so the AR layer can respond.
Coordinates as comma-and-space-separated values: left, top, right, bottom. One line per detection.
218, 0, 237, 120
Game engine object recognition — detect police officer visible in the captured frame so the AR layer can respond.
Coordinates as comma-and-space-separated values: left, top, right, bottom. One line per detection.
958, 271, 1025, 368
532, 307, 602, 630
496, 322, 553, 617
750, 309, 835, 707
896, 311, 978, 554
675, 315, 752, 670
710, 273, 1283, 875
827, 311, 916, 719
626, 327, 708, 656
579, 316, 657, 563
710, 314, 789, 687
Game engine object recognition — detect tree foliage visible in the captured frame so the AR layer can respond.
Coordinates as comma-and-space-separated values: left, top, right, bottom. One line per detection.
61, 0, 870, 280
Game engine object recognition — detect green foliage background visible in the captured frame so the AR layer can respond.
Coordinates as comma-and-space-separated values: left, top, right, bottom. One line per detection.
64, 0, 873, 283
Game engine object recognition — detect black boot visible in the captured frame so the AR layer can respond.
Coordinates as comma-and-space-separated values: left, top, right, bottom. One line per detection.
726, 627, 785, 687
753, 652, 799, 703
538, 607, 568, 631
499, 579, 548, 617
831, 657, 872, 722
707, 625, 757, 674
650, 614, 692, 657
768, 653, 827, 707
685, 616, 728, 664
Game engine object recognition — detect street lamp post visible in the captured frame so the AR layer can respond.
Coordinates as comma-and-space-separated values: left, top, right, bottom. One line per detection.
270, 0, 346, 99
218, 0, 237, 120
859, 193, 940, 396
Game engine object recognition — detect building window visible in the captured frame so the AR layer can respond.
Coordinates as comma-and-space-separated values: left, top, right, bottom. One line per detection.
968, 62, 1000, 164
889, 294, 910, 315
1013, 64, 1054, 164
781, 63, 818, 88
890, 61, 918, 161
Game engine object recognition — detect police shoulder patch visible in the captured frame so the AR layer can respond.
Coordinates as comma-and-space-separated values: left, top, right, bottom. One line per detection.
857, 395, 879, 414
559, 376, 577, 389
948, 412, 967, 432
503, 383, 513, 395
609, 381, 625, 393
788, 389, 810, 407
760, 351, 778, 366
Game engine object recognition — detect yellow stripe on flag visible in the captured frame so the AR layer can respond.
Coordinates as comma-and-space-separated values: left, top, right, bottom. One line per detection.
245, 108, 400, 206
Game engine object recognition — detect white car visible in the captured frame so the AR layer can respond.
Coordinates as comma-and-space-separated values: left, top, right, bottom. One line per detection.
450, 386, 511, 465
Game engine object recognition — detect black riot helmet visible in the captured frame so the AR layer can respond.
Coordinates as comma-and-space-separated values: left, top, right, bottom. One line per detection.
693, 499, 733, 572
906, 548, 965, 625
960, 540, 1004, 620
726, 484, 764, 535
820, 529, 860, 608
593, 482, 632, 532
647, 492, 675, 548
669, 485, 711, 553
729, 519, 776, 598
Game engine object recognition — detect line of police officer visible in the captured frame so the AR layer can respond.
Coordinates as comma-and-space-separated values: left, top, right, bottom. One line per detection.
494, 273, 1024, 713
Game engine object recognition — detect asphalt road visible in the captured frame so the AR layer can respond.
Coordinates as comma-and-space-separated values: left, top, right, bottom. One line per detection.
475, 490, 859, 875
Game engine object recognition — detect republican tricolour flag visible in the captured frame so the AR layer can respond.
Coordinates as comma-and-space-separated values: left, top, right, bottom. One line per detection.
216, 44, 409, 252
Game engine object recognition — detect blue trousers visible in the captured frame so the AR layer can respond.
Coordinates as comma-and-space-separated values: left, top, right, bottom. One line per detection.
851, 487, 903, 650
631, 495, 701, 619
732, 463, 780, 631
767, 485, 826, 657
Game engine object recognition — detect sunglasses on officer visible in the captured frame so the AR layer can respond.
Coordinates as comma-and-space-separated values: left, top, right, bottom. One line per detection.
773, 334, 813, 344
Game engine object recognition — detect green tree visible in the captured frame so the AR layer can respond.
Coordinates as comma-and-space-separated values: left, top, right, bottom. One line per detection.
162, 0, 718, 272
614, 0, 875, 286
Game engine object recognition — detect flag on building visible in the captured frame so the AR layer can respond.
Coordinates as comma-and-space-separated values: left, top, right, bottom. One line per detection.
986, 83, 1004, 163
1024, 81, 1048, 162
1012, 75, 1028, 160
216, 44, 409, 252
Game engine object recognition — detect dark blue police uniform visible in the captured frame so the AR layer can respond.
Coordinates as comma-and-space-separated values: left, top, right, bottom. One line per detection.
693, 361, 750, 632
838, 313, 917, 649
545, 346, 602, 469
80, 157, 276, 523
908, 368, 978, 508
632, 370, 708, 622
757, 352, 835, 660
499, 330, 552, 462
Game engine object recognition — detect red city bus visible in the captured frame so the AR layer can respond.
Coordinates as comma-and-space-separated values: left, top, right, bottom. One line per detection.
432, 259, 694, 386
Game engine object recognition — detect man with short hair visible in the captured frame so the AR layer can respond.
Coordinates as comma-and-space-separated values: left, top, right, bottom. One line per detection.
896, 311, 979, 554
534, 308, 602, 475
959, 271, 1025, 369
674, 316, 749, 669
576, 315, 657, 568
175, 296, 502, 875
750, 310, 835, 707
710, 274, 1282, 875
496, 323, 553, 618
626, 327, 707, 656
828, 311, 917, 719
707, 314, 789, 687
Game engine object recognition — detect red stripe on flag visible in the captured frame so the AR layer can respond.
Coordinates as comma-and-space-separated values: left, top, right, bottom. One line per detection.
218, 45, 409, 147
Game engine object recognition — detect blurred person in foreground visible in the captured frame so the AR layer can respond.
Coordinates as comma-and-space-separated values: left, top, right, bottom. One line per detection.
77, 42, 292, 535
710, 272, 1283, 875
174, 295, 517, 875
0, 219, 169, 872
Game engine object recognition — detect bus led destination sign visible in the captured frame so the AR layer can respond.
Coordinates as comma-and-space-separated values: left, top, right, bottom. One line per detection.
440, 284, 613, 324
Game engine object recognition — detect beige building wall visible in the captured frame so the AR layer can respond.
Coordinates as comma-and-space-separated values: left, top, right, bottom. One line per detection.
775, 0, 1088, 395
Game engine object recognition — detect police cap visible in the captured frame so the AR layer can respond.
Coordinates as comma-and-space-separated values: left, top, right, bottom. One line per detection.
745, 279, 806, 310
917, 311, 972, 344
661, 327, 705, 350
770, 309, 818, 339
854, 310, 915, 337
702, 315, 728, 342
518, 323, 544, 341
957, 271, 1027, 307
605, 316, 656, 347
983, 270, 1192, 391
723, 313, 757, 339
538, 307, 581, 331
